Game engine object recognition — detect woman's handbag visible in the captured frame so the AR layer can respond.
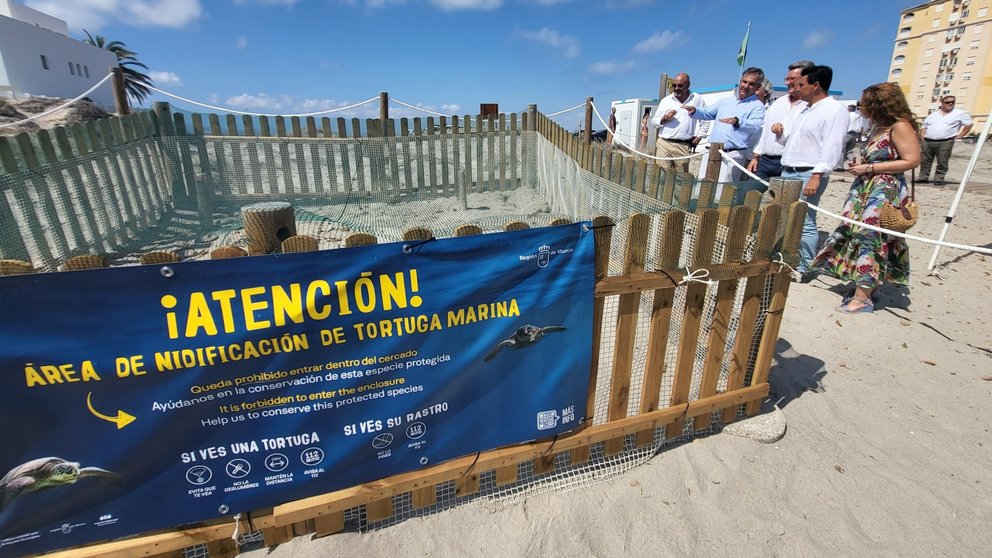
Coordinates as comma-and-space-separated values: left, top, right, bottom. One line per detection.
880, 169, 918, 233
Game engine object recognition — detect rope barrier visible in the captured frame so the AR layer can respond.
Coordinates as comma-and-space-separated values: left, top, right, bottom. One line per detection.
389, 97, 449, 118
146, 84, 379, 118
678, 267, 715, 286
545, 103, 585, 117
590, 104, 706, 162
0, 73, 113, 129
717, 150, 992, 256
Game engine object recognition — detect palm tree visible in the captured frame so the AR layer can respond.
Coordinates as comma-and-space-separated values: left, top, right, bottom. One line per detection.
82, 31, 153, 105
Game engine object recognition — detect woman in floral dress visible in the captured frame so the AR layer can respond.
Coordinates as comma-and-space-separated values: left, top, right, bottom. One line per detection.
811, 82, 921, 314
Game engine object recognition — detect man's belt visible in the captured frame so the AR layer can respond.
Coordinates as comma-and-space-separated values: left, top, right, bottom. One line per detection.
924, 137, 954, 142
721, 146, 746, 152
761, 154, 782, 160
660, 137, 694, 145
783, 166, 814, 173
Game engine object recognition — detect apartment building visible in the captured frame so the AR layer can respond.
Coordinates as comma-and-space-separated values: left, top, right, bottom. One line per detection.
889, 0, 992, 128
0, 0, 116, 107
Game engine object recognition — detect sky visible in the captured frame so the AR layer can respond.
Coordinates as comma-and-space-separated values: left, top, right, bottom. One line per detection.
26, 0, 921, 130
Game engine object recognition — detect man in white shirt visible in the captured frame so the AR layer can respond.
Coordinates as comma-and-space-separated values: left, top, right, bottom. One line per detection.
650, 72, 705, 172
779, 65, 849, 277
920, 95, 973, 185
844, 104, 867, 159
747, 60, 813, 183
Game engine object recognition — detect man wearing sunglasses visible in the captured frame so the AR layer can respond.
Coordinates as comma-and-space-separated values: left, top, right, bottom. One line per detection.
920, 96, 973, 186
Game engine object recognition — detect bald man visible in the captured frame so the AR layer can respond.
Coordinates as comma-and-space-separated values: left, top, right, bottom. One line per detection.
650, 72, 706, 172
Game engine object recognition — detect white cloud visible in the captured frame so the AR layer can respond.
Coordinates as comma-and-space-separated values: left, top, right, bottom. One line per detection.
441, 103, 461, 113
515, 27, 580, 59
632, 30, 686, 53
26, 0, 203, 31
224, 94, 371, 115
803, 30, 832, 49
226, 93, 294, 111
235, 36, 248, 49
149, 70, 182, 85
429, 0, 502, 11
232, 0, 298, 5
587, 60, 634, 75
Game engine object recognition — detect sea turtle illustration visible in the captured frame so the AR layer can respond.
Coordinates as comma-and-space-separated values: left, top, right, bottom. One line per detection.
484, 324, 566, 362
0, 457, 122, 513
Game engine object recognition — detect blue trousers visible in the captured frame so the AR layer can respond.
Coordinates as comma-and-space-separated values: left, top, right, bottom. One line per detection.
781, 169, 829, 273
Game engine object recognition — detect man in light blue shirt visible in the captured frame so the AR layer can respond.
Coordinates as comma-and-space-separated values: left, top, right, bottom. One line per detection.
685, 68, 766, 184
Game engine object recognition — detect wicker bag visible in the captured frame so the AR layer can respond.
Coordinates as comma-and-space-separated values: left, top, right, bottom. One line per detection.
880, 169, 918, 233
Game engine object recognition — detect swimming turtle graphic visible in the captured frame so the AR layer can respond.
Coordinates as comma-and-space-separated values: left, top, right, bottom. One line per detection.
0, 457, 122, 513
484, 324, 566, 362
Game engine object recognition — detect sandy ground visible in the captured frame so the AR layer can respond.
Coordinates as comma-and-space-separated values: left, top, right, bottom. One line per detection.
239, 143, 992, 557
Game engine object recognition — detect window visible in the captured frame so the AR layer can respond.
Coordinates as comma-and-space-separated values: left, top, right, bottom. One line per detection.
925, 48, 935, 56
899, 26, 912, 37
897, 40, 909, 49
970, 40, 979, 49
929, 34, 936, 42
903, 12, 915, 22
963, 72, 972, 81
973, 24, 984, 34
966, 56, 975, 65
891, 68, 903, 77
935, 4, 943, 12
922, 63, 931, 72
83, 66, 90, 78
40, 55, 49, 70
894, 55, 906, 64
932, 19, 941, 27
68, 62, 75, 75
75, 63, 81, 76
979, 7, 988, 17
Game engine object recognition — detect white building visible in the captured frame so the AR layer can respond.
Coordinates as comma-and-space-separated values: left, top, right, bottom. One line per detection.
0, 0, 116, 107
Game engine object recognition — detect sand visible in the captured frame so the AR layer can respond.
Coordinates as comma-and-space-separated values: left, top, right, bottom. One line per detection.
236, 142, 992, 557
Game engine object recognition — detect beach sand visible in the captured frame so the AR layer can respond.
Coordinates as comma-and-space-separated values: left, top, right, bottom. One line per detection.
237, 142, 992, 557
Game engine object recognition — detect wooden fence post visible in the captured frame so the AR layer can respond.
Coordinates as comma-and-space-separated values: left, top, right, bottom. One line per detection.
584, 97, 593, 144
379, 91, 389, 123
705, 142, 722, 182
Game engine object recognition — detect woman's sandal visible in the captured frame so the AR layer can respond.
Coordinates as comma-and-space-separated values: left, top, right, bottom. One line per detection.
839, 297, 874, 314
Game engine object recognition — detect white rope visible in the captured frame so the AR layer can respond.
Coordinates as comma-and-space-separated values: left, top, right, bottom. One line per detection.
772, 252, 798, 275
590, 104, 706, 162
0, 73, 113, 129
390, 97, 449, 118
546, 103, 585, 117
717, 151, 992, 255
719, 148, 768, 183
231, 513, 241, 541
146, 84, 378, 118
679, 267, 716, 286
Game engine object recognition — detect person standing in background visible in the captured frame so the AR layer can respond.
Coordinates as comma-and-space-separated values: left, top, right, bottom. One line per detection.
919, 95, 973, 185
607, 107, 617, 145
650, 72, 705, 172
639, 107, 651, 150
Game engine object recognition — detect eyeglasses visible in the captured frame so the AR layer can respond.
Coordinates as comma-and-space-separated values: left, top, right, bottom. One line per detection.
942, 100, 956, 104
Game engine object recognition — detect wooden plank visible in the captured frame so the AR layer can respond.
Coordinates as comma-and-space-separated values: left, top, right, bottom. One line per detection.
275, 117, 296, 193
665, 209, 719, 439
336, 117, 353, 192
451, 116, 462, 196
366, 118, 382, 190
604, 213, 650, 456
411, 485, 437, 509
53, 127, 105, 253
634, 211, 685, 447
261, 525, 294, 547
622, 155, 636, 192
463, 115, 474, 192
304, 117, 323, 194
70, 124, 118, 246
171, 115, 199, 208
509, 113, 518, 188
16, 132, 70, 257
125, 115, 164, 223
438, 116, 450, 192
455, 470, 480, 497
292, 117, 311, 193
487, 115, 497, 191
37, 129, 87, 250
674, 172, 692, 211
635, 160, 648, 194
498, 113, 507, 190
399, 118, 413, 195
722, 204, 781, 423
365, 497, 393, 522
425, 116, 438, 190
0, 138, 33, 261
645, 163, 661, 199
205, 537, 239, 558
694, 205, 756, 430
532, 453, 555, 476
717, 183, 735, 225
149, 551, 184, 558
208, 114, 234, 197
313, 511, 345, 537
494, 462, 518, 485
476, 114, 484, 191
571, 215, 614, 466
386, 118, 400, 194
182, 116, 212, 224
412, 118, 425, 193
258, 117, 281, 193
351, 118, 367, 192
697, 180, 714, 212
659, 169, 676, 205
593, 261, 774, 297
746, 201, 805, 415
240, 115, 265, 195
321, 118, 339, 193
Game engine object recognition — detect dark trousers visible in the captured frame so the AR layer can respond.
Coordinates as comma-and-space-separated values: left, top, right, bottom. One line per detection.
920, 138, 955, 182
734, 154, 781, 205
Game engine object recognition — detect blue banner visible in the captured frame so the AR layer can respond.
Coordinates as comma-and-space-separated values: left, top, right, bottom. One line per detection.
0, 224, 593, 556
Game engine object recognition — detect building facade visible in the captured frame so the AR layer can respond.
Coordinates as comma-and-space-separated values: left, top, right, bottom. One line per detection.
890, 0, 992, 129
0, 0, 116, 107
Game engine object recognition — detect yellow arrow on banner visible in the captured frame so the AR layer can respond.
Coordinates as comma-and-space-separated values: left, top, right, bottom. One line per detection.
86, 392, 136, 429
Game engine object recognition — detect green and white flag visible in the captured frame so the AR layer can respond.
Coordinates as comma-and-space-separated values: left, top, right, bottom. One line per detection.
737, 22, 750, 66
